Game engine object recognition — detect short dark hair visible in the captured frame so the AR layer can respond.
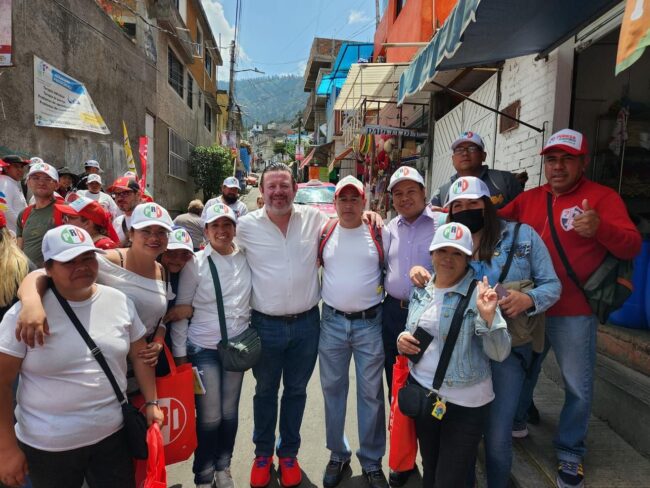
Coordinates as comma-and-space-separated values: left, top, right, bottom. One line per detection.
260, 162, 295, 189
447, 196, 500, 263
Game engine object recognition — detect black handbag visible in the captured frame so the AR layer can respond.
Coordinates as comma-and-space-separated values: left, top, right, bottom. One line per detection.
207, 256, 261, 372
398, 280, 477, 419
49, 281, 149, 459
546, 194, 633, 323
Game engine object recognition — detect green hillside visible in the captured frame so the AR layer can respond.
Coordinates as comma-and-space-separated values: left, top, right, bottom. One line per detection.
220, 75, 308, 128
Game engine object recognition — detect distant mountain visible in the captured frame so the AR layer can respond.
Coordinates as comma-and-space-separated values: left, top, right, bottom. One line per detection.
220, 75, 308, 128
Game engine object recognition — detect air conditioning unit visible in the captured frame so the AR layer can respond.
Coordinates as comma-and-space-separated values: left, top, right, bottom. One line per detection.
376, 56, 386, 63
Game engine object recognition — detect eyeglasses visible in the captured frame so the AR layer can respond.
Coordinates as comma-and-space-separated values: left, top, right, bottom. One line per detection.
453, 146, 482, 155
112, 191, 135, 199
136, 228, 170, 240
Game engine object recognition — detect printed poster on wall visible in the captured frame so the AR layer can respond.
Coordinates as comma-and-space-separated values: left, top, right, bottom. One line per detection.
33, 55, 110, 134
0, 0, 11, 66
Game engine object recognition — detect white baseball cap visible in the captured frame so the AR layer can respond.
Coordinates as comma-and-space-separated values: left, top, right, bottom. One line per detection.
429, 222, 473, 256
387, 166, 425, 191
167, 226, 194, 252
335, 175, 364, 197
84, 159, 103, 172
223, 176, 240, 189
451, 131, 485, 151
541, 129, 588, 156
203, 201, 237, 225
28, 162, 59, 181
444, 176, 491, 207
42, 225, 106, 262
29, 157, 45, 166
87, 174, 102, 185
130, 203, 173, 231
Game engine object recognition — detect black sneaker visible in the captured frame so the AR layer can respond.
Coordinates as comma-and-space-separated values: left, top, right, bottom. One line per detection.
388, 469, 413, 487
556, 461, 584, 488
528, 401, 541, 425
363, 468, 389, 488
323, 459, 350, 488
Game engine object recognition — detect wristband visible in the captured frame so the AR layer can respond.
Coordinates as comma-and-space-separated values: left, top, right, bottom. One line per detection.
145, 400, 159, 407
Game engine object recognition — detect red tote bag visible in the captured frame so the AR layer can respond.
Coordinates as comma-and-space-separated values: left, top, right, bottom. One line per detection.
132, 345, 197, 465
388, 355, 417, 472
135, 423, 167, 488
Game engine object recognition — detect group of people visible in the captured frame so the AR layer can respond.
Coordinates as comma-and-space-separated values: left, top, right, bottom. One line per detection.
0, 127, 642, 488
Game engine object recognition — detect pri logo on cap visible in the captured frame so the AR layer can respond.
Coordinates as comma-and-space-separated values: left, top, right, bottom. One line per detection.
143, 204, 163, 219
32, 162, 51, 173
464, 131, 474, 139
443, 224, 465, 241
212, 203, 230, 215
396, 167, 410, 177
60, 226, 87, 244
174, 229, 191, 243
451, 179, 470, 195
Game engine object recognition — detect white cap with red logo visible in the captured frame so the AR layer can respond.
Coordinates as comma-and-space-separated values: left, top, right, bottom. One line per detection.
42, 225, 106, 262
387, 166, 425, 191
451, 131, 485, 151
223, 176, 240, 189
130, 203, 173, 231
335, 175, 365, 197
541, 129, 588, 156
429, 222, 474, 255
167, 226, 194, 252
203, 202, 237, 225
444, 176, 491, 208
28, 162, 59, 181
87, 174, 102, 185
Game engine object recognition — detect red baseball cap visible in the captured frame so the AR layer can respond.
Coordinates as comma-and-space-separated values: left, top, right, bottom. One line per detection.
0, 212, 6, 229
56, 198, 120, 244
541, 129, 588, 156
108, 176, 140, 193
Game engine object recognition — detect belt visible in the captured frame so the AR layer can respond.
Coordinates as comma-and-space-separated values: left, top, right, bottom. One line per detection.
329, 303, 381, 320
253, 307, 314, 322
385, 294, 410, 310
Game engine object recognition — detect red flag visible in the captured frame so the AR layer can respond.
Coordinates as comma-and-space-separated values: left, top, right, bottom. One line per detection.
139, 136, 148, 197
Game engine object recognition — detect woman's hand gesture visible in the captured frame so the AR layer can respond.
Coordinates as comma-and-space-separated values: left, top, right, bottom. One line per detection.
476, 276, 498, 327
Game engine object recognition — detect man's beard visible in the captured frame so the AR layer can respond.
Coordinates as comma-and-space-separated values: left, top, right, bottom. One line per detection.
222, 193, 238, 204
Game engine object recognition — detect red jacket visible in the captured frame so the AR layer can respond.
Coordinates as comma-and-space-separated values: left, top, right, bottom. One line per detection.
499, 177, 641, 316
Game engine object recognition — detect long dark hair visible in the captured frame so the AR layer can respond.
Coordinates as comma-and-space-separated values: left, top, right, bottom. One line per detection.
448, 196, 500, 263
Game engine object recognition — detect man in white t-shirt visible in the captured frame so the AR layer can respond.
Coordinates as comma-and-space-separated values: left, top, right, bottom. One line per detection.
203, 176, 248, 220
80, 174, 120, 219
0, 155, 29, 235
108, 176, 141, 246
319, 176, 388, 488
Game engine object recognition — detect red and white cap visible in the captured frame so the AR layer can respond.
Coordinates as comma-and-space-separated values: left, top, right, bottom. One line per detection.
451, 131, 485, 151
429, 222, 473, 256
335, 175, 364, 197
28, 162, 59, 181
130, 203, 173, 231
42, 225, 106, 262
445, 176, 491, 207
55, 197, 120, 244
168, 226, 194, 252
87, 174, 102, 185
203, 201, 237, 225
387, 166, 425, 191
541, 129, 588, 156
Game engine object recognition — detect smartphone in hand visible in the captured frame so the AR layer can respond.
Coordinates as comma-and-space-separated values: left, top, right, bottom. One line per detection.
495, 283, 510, 300
405, 326, 434, 364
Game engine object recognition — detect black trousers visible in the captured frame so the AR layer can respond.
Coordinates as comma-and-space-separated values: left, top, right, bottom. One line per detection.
415, 400, 490, 488
382, 295, 409, 401
19, 429, 134, 488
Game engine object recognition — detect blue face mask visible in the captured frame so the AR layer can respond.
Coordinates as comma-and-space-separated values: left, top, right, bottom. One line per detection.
450, 208, 485, 233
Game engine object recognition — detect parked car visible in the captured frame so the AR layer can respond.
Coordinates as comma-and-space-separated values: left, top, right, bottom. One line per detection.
295, 180, 336, 218
246, 172, 259, 187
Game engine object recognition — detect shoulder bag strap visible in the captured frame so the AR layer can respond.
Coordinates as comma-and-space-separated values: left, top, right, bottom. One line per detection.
497, 223, 522, 283
432, 279, 478, 392
546, 193, 583, 289
48, 280, 127, 406
207, 256, 229, 343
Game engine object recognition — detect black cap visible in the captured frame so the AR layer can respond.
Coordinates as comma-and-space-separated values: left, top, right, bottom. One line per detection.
2, 155, 30, 165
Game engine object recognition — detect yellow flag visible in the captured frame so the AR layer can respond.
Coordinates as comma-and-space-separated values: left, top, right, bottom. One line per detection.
122, 120, 137, 173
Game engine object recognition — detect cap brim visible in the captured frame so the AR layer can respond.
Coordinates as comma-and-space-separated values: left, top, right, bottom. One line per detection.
49, 246, 106, 263
540, 143, 585, 156
167, 242, 194, 252
54, 204, 81, 216
131, 220, 174, 232
387, 176, 423, 191
335, 184, 364, 197
223, 184, 240, 189
444, 192, 488, 207
204, 214, 237, 225
451, 140, 484, 151
429, 242, 473, 256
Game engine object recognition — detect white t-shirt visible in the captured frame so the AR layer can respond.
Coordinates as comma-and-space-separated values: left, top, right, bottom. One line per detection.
410, 285, 494, 408
172, 244, 252, 357
113, 214, 132, 245
80, 190, 121, 219
203, 196, 249, 219
0, 285, 146, 451
236, 205, 328, 315
0, 175, 27, 235
321, 223, 383, 312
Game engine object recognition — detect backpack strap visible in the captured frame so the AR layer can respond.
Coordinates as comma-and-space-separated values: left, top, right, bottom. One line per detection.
20, 205, 34, 228
367, 222, 385, 264
318, 219, 339, 267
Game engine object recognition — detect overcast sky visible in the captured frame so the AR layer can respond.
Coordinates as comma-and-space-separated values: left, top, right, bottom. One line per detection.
202, 0, 378, 80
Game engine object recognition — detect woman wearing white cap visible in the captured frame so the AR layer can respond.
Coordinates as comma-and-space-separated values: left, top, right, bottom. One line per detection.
17, 203, 178, 371
410, 176, 561, 488
0, 225, 163, 488
171, 201, 252, 488
397, 222, 510, 488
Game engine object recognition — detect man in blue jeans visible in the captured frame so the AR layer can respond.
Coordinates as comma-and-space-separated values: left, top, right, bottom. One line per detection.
500, 129, 642, 488
318, 176, 388, 488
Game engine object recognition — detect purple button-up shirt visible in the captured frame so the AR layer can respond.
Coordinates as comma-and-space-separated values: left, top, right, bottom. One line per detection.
383, 208, 443, 301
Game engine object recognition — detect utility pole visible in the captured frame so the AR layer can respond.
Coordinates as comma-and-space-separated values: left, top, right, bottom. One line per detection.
375, 0, 380, 27
226, 39, 239, 177
296, 116, 301, 181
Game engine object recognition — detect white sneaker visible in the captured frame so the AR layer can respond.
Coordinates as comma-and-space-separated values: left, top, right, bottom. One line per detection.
512, 426, 529, 438
215, 468, 235, 488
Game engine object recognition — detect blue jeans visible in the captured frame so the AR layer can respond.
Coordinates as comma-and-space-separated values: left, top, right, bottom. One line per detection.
319, 304, 386, 470
516, 315, 597, 463
484, 344, 533, 488
251, 306, 320, 458
188, 342, 244, 484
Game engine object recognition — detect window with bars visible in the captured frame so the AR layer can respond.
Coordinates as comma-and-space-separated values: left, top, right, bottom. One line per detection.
205, 53, 213, 79
204, 104, 212, 132
187, 74, 194, 109
168, 48, 184, 98
168, 129, 192, 181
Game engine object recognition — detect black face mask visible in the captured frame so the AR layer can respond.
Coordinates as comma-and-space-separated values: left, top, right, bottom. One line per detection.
450, 208, 485, 233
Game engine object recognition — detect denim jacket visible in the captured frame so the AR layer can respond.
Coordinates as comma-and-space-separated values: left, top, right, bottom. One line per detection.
405, 268, 511, 389
470, 220, 561, 315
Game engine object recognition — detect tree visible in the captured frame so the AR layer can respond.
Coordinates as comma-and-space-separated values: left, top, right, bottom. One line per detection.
189, 145, 234, 201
